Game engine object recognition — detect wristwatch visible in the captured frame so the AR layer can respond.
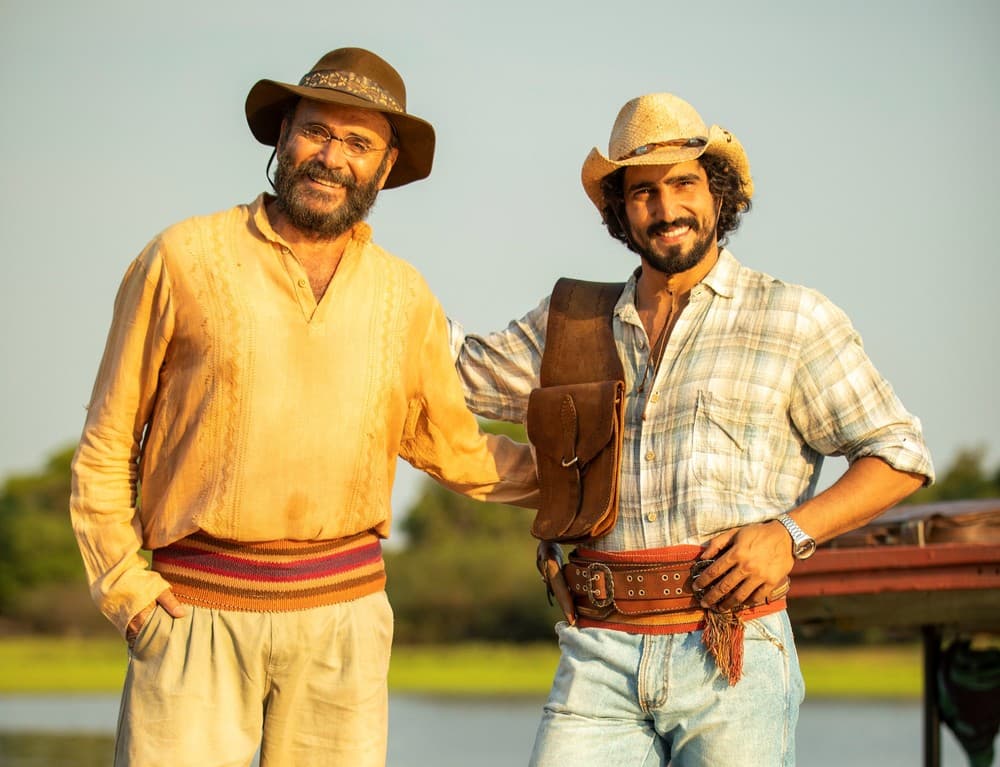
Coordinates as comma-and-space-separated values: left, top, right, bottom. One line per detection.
776, 514, 817, 559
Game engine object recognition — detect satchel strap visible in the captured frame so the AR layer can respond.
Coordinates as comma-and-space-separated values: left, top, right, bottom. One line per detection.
541, 277, 626, 387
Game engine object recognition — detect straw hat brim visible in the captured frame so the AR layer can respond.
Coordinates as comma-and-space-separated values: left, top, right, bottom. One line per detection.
245, 79, 436, 189
581, 124, 753, 210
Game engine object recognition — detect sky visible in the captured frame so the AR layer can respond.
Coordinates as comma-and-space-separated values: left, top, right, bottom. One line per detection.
1, 0, 997, 522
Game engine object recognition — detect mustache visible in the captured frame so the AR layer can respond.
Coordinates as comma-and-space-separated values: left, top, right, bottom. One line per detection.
291, 160, 358, 191
646, 217, 699, 238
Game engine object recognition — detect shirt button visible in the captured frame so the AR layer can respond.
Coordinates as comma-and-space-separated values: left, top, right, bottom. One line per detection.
645, 450, 655, 461
650, 392, 660, 403
637, 339, 646, 350
282, 247, 291, 254
646, 512, 658, 522
297, 279, 307, 288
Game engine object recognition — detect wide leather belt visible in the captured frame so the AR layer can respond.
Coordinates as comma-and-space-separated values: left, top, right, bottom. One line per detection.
564, 554, 708, 615
563, 550, 790, 622
550, 545, 791, 685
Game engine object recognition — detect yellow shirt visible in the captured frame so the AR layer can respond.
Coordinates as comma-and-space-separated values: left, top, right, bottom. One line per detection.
71, 195, 537, 634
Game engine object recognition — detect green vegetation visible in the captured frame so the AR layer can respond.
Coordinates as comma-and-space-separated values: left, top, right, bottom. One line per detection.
797, 644, 923, 699
0, 446, 109, 636
903, 445, 1000, 504
385, 481, 562, 644
383, 421, 563, 643
0, 637, 926, 699
0, 636, 126, 693
389, 643, 559, 696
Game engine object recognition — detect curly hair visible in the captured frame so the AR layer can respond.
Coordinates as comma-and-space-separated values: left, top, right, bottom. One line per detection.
598, 153, 751, 253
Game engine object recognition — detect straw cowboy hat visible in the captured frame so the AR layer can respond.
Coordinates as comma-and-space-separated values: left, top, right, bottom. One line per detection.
245, 47, 435, 189
581, 93, 753, 210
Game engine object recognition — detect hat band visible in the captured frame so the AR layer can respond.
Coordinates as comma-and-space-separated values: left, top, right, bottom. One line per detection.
616, 136, 708, 161
299, 69, 403, 112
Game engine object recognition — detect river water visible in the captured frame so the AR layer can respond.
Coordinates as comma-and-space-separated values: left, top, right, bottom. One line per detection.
0, 693, 970, 766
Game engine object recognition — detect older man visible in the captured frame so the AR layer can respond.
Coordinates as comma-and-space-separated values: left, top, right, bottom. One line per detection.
70, 47, 536, 767
451, 93, 934, 765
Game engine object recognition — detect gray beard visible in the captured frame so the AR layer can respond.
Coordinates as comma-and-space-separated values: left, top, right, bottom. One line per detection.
272, 151, 388, 239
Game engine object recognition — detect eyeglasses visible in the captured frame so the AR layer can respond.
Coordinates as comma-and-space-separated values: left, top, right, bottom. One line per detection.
620, 137, 707, 160
296, 123, 390, 158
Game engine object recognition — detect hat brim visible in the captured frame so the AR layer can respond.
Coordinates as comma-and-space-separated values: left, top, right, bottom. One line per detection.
245, 79, 436, 189
581, 125, 753, 210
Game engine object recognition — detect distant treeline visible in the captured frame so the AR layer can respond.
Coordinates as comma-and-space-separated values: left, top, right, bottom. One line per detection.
1, 431, 996, 639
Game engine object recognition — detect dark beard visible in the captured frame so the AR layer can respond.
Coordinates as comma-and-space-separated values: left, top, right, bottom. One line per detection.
636, 217, 714, 276
272, 150, 388, 239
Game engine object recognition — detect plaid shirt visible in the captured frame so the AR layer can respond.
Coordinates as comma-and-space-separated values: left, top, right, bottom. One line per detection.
451, 250, 934, 552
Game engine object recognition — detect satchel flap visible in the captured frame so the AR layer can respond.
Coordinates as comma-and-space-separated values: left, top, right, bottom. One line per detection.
528, 381, 622, 466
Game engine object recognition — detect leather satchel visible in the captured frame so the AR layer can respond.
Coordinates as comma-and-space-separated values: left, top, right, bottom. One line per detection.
526, 278, 626, 543
527, 380, 625, 541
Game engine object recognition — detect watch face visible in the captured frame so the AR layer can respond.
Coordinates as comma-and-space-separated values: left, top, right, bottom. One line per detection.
795, 538, 817, 559
778, 514, 816, 559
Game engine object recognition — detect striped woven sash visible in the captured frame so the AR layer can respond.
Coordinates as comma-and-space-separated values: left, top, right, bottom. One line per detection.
151, 530, 385, 612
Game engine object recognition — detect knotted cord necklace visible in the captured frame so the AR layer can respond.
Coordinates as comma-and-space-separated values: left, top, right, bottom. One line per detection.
636, 290, 681, 394
636, 314, 670, 394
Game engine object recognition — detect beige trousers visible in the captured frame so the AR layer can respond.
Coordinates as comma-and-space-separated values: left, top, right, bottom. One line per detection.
115, 591, 394, 767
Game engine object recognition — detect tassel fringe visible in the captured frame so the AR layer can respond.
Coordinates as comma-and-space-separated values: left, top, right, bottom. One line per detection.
703, 610, 745, 685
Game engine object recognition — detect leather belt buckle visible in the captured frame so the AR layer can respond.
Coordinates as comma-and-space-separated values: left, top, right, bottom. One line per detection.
584, 562, 615, 608
690, 559, 714, 601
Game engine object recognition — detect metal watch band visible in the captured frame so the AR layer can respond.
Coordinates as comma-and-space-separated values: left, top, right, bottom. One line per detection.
777, 513, 817, 559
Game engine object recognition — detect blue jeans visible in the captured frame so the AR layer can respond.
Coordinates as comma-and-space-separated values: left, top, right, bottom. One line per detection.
529, 611, 804, 766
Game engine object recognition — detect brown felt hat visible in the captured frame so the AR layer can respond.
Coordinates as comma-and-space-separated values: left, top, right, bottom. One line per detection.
246, 47, 435, 189
581, 93, 753, 210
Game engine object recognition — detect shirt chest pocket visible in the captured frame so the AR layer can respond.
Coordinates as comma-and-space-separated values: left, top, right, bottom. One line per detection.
690, 390, 776, 496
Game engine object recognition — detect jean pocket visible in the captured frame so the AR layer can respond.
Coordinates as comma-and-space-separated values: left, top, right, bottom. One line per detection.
744, 611, 793, 656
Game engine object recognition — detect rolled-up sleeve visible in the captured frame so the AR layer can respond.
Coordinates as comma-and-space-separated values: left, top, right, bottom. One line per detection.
789, 294, 934, 485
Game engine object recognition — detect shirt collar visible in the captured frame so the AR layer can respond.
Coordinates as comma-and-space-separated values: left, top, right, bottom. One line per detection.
614, 268, 643, 326
699, 248, 739, 299
613, 249, 740, 326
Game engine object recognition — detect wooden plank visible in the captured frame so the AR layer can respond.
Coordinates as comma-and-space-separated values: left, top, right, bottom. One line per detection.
787, 543, 1000, 630
789, 588, 1000, 631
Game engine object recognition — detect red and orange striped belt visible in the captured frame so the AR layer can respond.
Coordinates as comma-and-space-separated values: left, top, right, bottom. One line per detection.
152, 530, 385, 612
